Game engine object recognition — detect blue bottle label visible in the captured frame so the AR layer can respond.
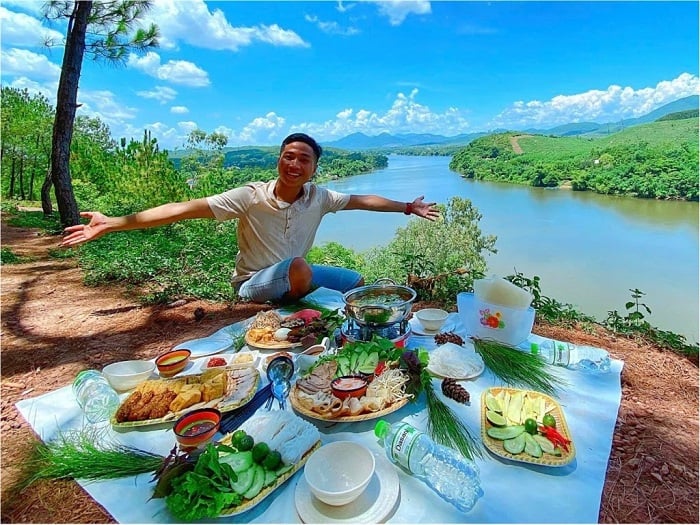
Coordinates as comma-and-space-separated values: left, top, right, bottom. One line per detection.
389, 422, 422, 471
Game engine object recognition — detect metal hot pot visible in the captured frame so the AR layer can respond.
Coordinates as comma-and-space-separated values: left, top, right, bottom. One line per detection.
343, 278, 417, 328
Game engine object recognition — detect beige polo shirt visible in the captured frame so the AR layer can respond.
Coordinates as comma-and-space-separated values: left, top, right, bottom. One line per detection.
207, 180, 350, 283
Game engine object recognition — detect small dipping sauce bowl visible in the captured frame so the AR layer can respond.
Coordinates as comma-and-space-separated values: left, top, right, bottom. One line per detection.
414, 308, 449, 332
155, 349, 191, 378
304, 441, 375, 506
331, 375, 368, 400
102, 360, 155, 392
173, 408, 221, 449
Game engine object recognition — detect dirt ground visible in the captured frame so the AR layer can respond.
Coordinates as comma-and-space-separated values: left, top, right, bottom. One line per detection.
1, 219, 698, 523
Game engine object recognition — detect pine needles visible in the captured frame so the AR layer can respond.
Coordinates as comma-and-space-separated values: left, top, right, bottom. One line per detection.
18, 428, 165, 490
471, 337, 568, 397
424, 383, 483, 460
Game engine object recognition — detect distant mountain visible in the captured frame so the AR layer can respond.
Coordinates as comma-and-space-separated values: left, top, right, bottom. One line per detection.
533, 95, 699, 137
322, 95, 699, 150
323, 131, 487, 150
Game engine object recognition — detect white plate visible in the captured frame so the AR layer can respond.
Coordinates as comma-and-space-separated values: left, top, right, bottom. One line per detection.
172, 335, 233, 357
295, 454, 399, 524
427, 359, 485, 380
409, 316, 456, 336
426, 341, 485, 380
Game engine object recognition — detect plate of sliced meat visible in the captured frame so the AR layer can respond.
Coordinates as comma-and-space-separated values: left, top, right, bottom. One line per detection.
290, 360, 412, 422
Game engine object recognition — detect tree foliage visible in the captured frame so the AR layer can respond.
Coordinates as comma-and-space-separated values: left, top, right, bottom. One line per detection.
44, 0, 159, 226
450, 119, 699, 201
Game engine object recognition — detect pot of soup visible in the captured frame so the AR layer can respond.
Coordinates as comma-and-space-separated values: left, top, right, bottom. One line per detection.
343, 278, 417, 328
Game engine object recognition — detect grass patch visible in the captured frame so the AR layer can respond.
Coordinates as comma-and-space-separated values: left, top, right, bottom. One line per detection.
1, 247, 31, 265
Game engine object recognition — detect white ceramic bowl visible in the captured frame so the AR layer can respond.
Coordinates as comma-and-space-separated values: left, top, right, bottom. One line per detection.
304, 441, 375, 506
414, 308, 449, 332
102, 360, 155, 392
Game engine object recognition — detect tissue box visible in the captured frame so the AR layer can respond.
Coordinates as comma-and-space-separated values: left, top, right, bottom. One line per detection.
457, 292, 535, 346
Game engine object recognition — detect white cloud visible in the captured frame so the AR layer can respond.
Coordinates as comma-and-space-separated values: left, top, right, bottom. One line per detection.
1, 48, 62, 80
237, 112, 287, 144
490, 73, 700, 128
0, 7, 64, 47
143, 0, 309, 51
297, 88, 470, 140
368, 0, 431, 26
305, 14, 360, 36
178, 121, 199, 134
137, 85, 178, 104
78, 90, 138, 122
170, 106, 189, 114
127, 52, 210, 87
4, 76, 56, 101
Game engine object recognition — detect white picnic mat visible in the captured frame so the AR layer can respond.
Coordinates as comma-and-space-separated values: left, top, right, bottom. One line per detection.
16, 288, 623, 523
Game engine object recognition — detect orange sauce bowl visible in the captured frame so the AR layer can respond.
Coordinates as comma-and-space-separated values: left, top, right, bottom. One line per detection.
331, 375, 368, 400
155, 349, 191, 378
173, 408, 221, 449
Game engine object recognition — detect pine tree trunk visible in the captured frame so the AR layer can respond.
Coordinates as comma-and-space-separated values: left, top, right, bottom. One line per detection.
50, 0, 92, 227
41, 167, 53, 216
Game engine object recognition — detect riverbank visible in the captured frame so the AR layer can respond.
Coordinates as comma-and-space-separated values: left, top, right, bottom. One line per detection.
1, 219, 697, 523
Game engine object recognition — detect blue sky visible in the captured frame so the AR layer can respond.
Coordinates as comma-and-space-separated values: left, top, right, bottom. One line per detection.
1, 1, 698, 150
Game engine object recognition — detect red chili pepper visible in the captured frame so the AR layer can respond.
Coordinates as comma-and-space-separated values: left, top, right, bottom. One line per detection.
539, 425, 571, 453
374, 361, 387, 376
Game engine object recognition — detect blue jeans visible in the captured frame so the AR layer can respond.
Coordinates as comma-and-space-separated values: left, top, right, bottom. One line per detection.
237, 258, 363, 303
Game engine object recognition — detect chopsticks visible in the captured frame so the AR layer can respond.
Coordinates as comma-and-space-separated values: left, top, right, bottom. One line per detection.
219, 383, 272, 435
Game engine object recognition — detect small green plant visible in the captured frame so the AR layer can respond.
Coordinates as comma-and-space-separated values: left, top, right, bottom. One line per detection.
1, 247, 23, 264
603, 289, 698, 358
505, 270, 595, 326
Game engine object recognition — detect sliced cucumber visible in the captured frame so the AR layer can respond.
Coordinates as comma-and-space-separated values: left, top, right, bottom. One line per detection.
263, 468, 277, 488
487, 425, 525, 440
230, 466, 255, 494
523, 432, 543, 458
275, 463, 294, 477
503, 432, 526, 454
243, 465, 266, 500
220, 451, 254, 473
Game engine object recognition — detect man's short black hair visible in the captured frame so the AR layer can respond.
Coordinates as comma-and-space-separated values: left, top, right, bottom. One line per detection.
280, 133, 322, 161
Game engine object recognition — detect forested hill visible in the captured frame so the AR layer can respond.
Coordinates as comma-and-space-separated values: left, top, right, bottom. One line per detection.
448, 116, 698, 201
169, 145, 388, 178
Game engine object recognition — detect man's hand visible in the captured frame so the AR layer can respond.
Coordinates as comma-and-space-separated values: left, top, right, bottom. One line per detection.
411, 196, 440, 221
59, 212, 111, 247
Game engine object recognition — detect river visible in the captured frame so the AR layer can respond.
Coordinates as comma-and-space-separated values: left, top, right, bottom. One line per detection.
315, 155, 699, 344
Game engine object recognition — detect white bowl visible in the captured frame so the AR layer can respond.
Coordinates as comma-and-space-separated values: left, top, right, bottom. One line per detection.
414, 308, 449, 332
304, 441, 375, 506
102, 360, 155, 392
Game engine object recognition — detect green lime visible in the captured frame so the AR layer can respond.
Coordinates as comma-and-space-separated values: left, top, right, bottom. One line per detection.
542, 414, 557, 428
234, 434, 254, 452
524, 417, 538, 435
252, 442, 270, 463
262, 450, 282, 470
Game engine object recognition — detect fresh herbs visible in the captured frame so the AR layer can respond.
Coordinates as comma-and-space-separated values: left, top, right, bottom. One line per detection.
471, 337, 568, 397
164, 443, 242, 521
17, 429, 165, 489
401, 349, 483, 461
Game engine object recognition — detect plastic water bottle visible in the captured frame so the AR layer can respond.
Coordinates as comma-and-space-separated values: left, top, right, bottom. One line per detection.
72, 370, 120, 423
529, 339, 611, 373
374, 420, 483, 513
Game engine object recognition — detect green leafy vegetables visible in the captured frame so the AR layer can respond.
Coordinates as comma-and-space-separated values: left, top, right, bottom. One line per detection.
164, 443, 243, 521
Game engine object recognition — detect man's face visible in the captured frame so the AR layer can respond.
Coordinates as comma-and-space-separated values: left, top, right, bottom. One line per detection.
277, 141, 317, 188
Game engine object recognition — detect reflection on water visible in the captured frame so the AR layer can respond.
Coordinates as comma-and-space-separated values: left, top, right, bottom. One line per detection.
316, 156, 699, 343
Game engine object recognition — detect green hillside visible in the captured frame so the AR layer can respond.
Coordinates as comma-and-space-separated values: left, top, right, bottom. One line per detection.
450, 117, 699, 200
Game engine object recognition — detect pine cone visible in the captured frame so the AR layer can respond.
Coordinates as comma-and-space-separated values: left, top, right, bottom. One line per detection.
441, 378, 470, 404
434, 331, 464, 346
